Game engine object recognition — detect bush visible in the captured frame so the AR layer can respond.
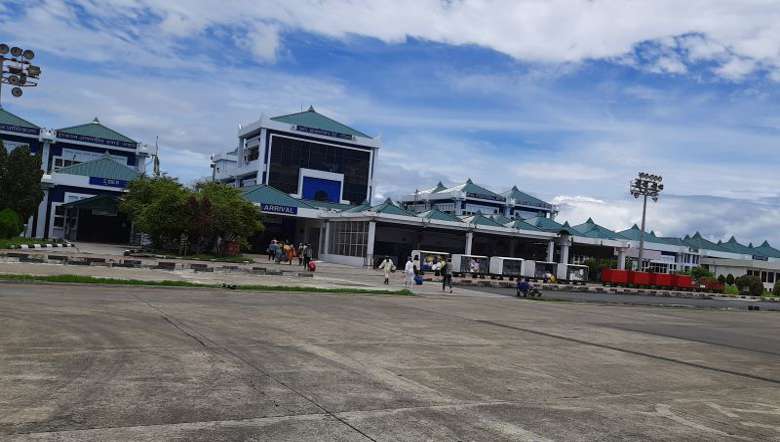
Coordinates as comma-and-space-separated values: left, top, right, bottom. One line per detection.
773, 281, 780, 298
690, 266, 714, 282
735, 275, 764, 297
723, 284, 738, 296
0, 208, 23, 239
717, 274, 726, 284
726, 274, 735, 286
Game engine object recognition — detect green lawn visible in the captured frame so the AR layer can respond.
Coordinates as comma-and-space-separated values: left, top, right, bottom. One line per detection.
0, 274, 413, 296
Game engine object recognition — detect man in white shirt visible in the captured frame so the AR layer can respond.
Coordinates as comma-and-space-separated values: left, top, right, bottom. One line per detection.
404, 257, 415, 288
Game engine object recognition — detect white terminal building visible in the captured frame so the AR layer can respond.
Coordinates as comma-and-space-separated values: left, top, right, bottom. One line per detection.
209, 107, 780, 289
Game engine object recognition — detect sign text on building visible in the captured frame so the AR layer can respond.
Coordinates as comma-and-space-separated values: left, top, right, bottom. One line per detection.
57, 131, 137, 149
295, 125, 354, 140
89, 177, 129, 188
0, 123, 38, 135
261, 203, 298, 215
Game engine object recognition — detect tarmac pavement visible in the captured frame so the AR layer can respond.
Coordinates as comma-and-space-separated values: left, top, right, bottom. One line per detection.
1, 283, 779, 440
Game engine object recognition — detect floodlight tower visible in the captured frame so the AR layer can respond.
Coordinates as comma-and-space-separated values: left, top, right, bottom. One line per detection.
0, 43, 42, 106
630, 172, 664, 270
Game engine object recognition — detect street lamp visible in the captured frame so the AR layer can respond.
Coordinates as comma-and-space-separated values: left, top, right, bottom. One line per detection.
630, 172, 664, 271
0, 43, 42, 106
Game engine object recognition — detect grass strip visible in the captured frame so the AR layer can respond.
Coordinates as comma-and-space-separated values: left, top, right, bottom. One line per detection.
0, 273, 413, 296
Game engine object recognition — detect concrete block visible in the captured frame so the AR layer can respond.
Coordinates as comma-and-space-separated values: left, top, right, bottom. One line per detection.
7, 252, 28, 259
298, 272, 314, 278
156, 262, 177, 271
47, 255, 68, 261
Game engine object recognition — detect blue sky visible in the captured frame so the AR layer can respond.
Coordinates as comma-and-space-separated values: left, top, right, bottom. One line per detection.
1, 1, 779, 245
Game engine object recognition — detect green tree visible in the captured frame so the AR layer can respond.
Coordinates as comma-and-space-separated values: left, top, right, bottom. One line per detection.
0, 141, 44, 220
735, 275, 764, 297
726, 274, 735, 286
0, 208, 23, 239
120, 176, 189, 250
717, 274, 726, 284
689, 266, 714, 282
773, 281, 780, 297
195, 181, 263, 252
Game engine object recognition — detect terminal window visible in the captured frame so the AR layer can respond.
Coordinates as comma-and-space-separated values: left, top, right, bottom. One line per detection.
268, 136, 370, 204
329, 221, 368, 257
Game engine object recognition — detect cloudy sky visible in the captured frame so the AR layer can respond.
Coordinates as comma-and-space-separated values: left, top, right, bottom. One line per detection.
1, 1, 779, 244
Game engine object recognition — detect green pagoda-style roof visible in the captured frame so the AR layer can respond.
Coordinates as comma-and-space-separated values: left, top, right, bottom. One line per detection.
61, 194, 121, 211
242, 185, 317, 209
341, 202, 372, 213
458, 178, 504, 200
684, 232, 727, 252
502, 185, 551, 209
418, 208, 463, 223
0, 108, 39, 135
271, 106, 371, 138
56, 156, 139, 181
489, 214, 512, 225
56, 117, 137, 147
305, 199, 352, 211
572, 218, 626, 240
616, 225, 686, 246
524, 216, 564, 232
505, 219, 542, 232
752, 241, 780, 258
461, 213, 506, 228
718, 236, 754, 255
368, 198, 417, 217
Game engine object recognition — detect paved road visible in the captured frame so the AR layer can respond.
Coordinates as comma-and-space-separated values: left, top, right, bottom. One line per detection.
1, 283, 779, 441
475, 286, 780, 311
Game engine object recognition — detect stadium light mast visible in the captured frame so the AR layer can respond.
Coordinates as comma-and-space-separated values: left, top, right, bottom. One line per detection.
0, 43, 42, 107
630, 172, 664, 270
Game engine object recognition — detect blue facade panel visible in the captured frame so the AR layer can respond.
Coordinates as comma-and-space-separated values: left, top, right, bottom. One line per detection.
302, 176, 341, 203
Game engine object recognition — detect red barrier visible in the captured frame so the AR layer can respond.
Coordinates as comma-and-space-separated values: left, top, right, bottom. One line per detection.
651, 273, 674, 288
672, 274, 694, 290
601, 268, 629, 285
627, 271, 652, 287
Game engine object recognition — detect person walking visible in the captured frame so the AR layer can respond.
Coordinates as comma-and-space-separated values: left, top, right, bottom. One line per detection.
378, 256, 395, 285
267, 239, 277, 261
404, 257, 415, 288
285, 242, 295, 265
440, 257, 453, 293
297, 243, 305, 266
303, 243, 313, 268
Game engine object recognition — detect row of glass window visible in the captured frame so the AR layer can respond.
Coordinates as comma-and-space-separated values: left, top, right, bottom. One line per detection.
329, 221, 368, 257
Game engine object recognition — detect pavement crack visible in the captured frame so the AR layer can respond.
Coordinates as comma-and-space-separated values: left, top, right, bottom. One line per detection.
160, 315, 207, 347
475, 319, 780, 386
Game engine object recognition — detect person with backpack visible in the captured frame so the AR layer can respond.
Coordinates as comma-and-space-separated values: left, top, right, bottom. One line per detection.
378, 256, 396, 285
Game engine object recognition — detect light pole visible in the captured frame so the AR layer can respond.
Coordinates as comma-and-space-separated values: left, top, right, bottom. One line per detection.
630, 172, 664, 271
0, 43, 42, 106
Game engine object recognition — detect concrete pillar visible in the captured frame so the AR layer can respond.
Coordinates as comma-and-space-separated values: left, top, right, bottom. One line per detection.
366, 221, 376, 267
465, 231, 474, 255
40, 141, 51, 172
322, 221, 331, 255
557, 236, 571, 281
34, 190, 48, 239
559, 242, 570, 265
546, 240, 555, 262
617, 248, 626, 270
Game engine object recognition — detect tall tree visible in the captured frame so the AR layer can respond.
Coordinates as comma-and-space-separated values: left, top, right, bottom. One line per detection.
0, 141, 44, 220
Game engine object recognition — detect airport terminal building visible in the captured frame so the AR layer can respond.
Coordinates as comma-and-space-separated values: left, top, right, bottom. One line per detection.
0, 108, 148, 243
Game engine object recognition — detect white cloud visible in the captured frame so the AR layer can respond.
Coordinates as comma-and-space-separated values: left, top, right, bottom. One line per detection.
5, 1, 780, 79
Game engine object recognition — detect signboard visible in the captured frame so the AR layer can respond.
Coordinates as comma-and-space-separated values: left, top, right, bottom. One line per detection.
0, 123, 38, 135
56, 131, 137, 149
261, 203, 298, 215
295, 125, 354, 140
752, 255, 769, 261
89, 177, 129, 188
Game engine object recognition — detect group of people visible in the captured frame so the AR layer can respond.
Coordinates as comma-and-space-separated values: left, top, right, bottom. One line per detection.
377, 255, 452, 293
266, 239, 314, 268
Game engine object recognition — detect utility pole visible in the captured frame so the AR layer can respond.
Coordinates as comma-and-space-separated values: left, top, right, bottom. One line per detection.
630, 172, 664, 271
